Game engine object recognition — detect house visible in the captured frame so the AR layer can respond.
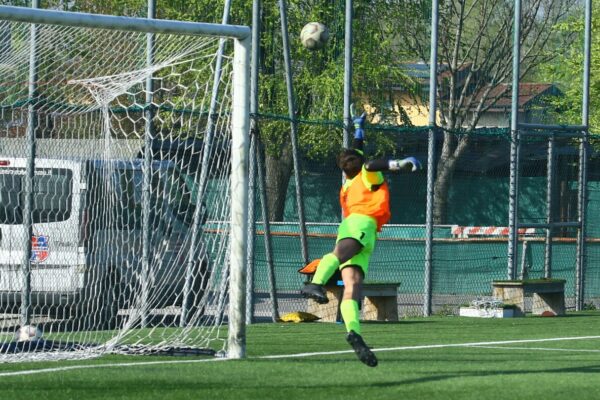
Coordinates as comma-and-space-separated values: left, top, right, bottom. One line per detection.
367, 62, 562, 128
468, 82, 561, 127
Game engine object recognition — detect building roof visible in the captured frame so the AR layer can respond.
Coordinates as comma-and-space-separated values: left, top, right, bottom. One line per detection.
400, 62, 560, 112
471, 83, 559, 111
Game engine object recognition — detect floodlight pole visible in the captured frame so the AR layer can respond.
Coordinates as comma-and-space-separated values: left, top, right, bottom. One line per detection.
246, 137, 257, 325
343, 0, 353, 149
543, 134, 555, 278
575, 0, 592, 310
139, 0, 156, 329
245, 0, 261, 325
248, 0, 278, 323
278, 0, 309, 267
20, 0, 41, 327
507, 0, 522, 280
424, 0, 439, 317
246, 0, 279, 325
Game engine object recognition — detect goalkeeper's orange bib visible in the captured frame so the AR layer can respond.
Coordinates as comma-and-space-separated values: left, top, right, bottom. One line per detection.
339, 171, 391, 231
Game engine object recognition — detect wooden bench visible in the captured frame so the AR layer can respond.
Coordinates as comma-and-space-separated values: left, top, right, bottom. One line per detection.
307, 281, 400, 322
492, 279, 566, 317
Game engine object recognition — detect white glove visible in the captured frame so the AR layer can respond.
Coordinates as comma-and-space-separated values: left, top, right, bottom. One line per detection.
388, 157, 422, 172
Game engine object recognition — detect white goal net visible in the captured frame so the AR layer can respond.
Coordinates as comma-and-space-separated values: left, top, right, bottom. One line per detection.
0, 7, 249, 362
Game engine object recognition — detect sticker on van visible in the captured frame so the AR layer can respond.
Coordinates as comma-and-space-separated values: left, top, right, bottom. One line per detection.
30, 235, 49, 263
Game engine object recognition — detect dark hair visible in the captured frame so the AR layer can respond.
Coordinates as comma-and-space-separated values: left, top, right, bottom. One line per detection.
336, 149, 364, 178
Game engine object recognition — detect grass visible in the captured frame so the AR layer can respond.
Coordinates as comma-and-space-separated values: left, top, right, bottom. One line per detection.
1, 311, 600, 399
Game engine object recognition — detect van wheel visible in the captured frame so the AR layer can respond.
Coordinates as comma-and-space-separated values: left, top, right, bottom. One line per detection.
73, 267, 121, 331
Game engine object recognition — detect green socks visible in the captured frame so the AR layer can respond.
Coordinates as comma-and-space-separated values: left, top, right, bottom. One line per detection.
340, 299, 361, 335
312, 254, 361, 334
311, 253, 340, 285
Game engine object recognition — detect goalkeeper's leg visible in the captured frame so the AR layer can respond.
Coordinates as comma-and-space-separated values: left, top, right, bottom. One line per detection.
301, 215, 372, 304
341, 265, 377, 367
301, 238, 362, 304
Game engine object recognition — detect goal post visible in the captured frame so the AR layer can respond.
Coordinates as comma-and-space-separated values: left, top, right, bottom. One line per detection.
228, 36, 251, 360
0, 6, 250, 361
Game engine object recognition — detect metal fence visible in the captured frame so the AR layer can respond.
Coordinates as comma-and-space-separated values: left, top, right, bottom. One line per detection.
248, 124, 600, 320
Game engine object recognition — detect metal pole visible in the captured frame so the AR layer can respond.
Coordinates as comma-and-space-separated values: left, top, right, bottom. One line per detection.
245, 0, 261, 325
575, 0, 592, 311
278, 0, 309, 265
423, 0, 439, 317
139, 0, 155, 329
20, 0, 40, 327
194, 0, 232, 199
507, 0, 522, 280
256, 141, 279, 322
181, 0, 233, 327
227, 36, 250, 359
246, 136, 257, 324
543, 135, 554, 278
343, 0, 353, 149
251, 5, 278, 324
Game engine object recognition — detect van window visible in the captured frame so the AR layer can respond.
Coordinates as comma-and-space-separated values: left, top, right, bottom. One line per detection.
0, 168, 73, 224
88, 164, 196, 230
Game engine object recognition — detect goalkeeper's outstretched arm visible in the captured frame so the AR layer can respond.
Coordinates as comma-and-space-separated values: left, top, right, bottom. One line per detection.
350, 105, 421, 172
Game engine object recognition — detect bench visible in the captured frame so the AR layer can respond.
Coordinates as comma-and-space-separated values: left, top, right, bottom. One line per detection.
307, 281, 400, 322
492, 279, 566, 316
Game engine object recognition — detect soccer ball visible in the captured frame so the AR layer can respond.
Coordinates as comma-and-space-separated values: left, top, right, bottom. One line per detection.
300, 22, 329, 50
14, 325, 42, 342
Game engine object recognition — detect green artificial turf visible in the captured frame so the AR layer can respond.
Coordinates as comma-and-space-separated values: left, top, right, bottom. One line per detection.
0, 312, 599, 400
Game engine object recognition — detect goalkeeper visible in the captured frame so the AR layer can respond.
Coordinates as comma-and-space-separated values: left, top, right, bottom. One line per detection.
300, 107, 421, 367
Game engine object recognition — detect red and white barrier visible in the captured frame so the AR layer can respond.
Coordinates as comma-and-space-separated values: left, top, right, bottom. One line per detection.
451, 225, 536, 238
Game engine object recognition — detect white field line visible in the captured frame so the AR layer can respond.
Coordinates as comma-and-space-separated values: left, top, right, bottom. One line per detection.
258, 335, 600, 359
473, 345, 600, 353
0, 357, 229, 377
1, 335, 599, 377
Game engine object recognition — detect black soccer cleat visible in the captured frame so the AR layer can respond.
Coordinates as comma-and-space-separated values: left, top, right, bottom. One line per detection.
300, 283, 328, 304
346, 330, 378, 367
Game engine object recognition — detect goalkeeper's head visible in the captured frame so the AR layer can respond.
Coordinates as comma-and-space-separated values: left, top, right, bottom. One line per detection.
336, 148, 364, 179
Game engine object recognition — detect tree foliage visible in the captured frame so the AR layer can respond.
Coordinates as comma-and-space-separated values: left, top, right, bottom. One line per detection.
395, 0, 579, 223
536, 4, 600, 132
254, 0, 419, 220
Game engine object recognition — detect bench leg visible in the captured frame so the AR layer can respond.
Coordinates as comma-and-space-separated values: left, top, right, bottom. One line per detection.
532, 292, 565, 316
363, 296, 398, 321
307, 287, 343, 322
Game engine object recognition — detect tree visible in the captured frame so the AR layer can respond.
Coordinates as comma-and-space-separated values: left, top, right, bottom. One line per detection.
536, 3, 600, 132
257, 0, 417, 220
396, 0, 579, 223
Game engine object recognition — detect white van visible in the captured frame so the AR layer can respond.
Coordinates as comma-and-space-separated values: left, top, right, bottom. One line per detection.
0, 156, 206, 329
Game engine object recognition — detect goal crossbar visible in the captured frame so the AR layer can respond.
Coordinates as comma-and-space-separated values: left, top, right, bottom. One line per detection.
0, 5, 251, 39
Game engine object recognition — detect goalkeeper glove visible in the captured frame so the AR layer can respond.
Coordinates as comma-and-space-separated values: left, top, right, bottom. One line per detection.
389, 157, 422, 172
353, 112, 366, 140
350, 104, 367, 140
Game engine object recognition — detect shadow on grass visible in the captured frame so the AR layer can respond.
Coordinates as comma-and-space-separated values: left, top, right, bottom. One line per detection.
552, 313, 600, 318
367, 363, 600, 387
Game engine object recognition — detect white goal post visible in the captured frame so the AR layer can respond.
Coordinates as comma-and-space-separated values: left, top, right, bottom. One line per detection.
0, 6, 250, 361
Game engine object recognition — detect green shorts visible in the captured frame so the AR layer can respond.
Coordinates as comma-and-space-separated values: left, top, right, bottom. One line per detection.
337, 213, 378, 275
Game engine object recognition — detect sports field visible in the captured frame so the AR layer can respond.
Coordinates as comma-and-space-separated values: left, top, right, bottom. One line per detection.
0, 311, 599, 400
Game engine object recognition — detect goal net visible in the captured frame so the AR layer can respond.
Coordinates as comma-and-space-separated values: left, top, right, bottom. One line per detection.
0, 7, 249, 362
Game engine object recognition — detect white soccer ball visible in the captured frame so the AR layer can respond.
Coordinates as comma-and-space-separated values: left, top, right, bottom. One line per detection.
14, 325, 42, 342
300, 22, 329, 50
